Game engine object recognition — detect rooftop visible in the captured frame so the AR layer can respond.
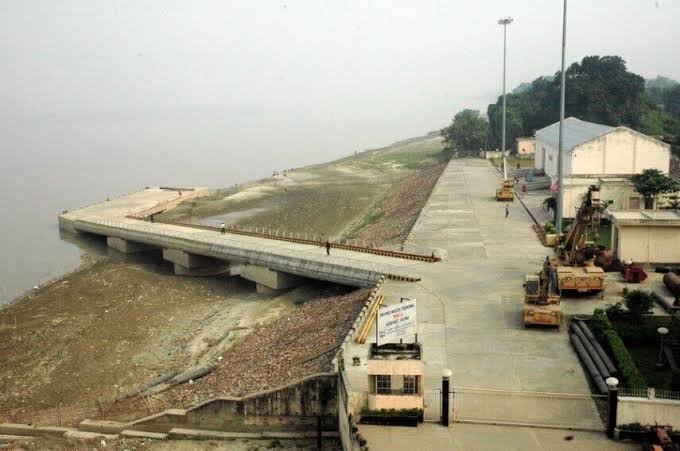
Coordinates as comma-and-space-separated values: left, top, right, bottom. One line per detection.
609, 209, 680, 224
535, 117, 614, 151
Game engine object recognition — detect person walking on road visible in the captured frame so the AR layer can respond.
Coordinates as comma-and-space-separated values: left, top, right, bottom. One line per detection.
325, 240, 331, 255
505, 204, 510, 218
221, 222, 226, 234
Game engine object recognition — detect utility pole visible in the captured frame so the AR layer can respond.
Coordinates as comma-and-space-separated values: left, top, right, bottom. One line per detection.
556, 0, 567, 235
498, 17, 513, 179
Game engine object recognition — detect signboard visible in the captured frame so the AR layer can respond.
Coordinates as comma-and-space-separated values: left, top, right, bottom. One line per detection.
376, 299, 417, 346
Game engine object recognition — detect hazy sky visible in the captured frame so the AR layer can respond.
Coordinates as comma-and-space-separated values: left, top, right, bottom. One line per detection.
2, 0, 680, 175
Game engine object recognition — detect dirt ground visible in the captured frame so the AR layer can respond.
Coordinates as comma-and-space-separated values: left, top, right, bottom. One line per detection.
0, 134, 447, 426
0, 253, 324, 419
159, 134, 446, 244
4, 436, 340, 450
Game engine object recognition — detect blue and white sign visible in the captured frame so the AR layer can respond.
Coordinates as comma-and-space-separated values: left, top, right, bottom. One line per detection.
376, 299, 417, 346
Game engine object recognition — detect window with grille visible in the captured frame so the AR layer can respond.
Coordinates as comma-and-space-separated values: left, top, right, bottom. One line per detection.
403, 376, 418, 395
375, 375, 391, 394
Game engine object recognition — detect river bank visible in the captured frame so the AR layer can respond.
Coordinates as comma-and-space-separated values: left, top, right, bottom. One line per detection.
0, 134, 446, 424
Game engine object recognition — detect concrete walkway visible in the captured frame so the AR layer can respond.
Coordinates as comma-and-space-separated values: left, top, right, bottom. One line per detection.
353, 159, 615, 449
376, 159, 592, 392
359, 423, 636, 451
59, 187, 430, 287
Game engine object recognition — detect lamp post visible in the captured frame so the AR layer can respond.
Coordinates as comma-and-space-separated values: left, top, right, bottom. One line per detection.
441, 368, 452, 427
498, 17, 513, 176
605, 377, 619, 438
657, 327, 669, 369
556, 0, 567, 235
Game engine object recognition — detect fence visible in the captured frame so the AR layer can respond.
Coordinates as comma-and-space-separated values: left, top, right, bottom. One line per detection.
619, 387, 680, 401
451, 387, 607, 431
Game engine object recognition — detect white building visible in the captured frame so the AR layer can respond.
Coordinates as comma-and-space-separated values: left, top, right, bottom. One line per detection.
609, 210, 680, 265
534, 117, 671, 218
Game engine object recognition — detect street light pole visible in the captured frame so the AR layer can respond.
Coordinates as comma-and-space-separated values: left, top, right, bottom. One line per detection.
556, 0, 567, 235
498, 17, 513, 178
657, 327, 669, 369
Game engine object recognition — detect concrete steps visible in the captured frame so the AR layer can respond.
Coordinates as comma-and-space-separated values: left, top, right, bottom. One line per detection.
120, 429, 168, 440
0, 423, 78, 438
78, 419, 126, 434
64, 430, 119, 441
0, 433, 35, 442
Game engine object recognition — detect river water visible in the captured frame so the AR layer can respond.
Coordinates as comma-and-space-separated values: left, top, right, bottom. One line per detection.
0, 112, 366, 306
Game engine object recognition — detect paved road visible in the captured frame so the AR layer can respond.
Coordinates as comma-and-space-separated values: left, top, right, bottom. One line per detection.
386, 159, 592, 392
360, 423, 636, 451
352, 159, 609, 448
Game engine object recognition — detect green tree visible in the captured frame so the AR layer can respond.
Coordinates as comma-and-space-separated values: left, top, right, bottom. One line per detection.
623, 290, 654, 324
631, 169, 680, 209
665, 85, 680, 117
638, 107, 667, 137
563, 56, 646, 127
486, 55, 651, 138
487, 102, 524, 151
441, 109, 489, 152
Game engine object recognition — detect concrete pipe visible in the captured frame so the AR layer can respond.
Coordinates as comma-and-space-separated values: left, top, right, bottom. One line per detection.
570, 333, 609, 394
570, 324, 610, 379
664, 272, 680, 296
575, 320, 617, 375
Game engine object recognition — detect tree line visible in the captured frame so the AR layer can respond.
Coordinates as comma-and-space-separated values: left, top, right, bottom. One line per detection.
442, 55, 680, 156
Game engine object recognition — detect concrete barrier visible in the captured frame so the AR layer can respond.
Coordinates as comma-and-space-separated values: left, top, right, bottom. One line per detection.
123, 373, 338, 434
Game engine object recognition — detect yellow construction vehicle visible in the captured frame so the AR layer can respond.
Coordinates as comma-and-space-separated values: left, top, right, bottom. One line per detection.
551, 185, 610, 296
495, 157, 515, 201
524, 257, 561, 327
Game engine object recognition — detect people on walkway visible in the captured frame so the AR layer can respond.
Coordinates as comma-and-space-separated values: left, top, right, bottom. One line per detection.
325, 240, 331, 255
505, 204, 510, 218
221, 222, 226, 234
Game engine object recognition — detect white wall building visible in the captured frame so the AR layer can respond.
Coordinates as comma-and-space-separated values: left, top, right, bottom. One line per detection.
534, 117, 672, 218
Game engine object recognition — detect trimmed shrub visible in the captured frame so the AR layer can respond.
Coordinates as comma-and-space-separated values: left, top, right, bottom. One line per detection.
590, 308, 611, 340
591, 308, 648, 390
672, 370, 680, 392
623, 290, 655, 324
544, 221, 556, 234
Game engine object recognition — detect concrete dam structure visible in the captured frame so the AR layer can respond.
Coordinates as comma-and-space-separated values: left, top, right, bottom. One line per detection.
58, 187, 427, 293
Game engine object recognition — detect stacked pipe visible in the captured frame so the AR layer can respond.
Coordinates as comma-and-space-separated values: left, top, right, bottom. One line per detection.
569, 319, 618, 394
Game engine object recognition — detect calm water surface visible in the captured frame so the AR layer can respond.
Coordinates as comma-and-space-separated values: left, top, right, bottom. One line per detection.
0, 112, 361, 306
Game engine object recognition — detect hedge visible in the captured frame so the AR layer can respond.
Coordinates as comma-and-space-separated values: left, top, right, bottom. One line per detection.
592, 309, 648, 390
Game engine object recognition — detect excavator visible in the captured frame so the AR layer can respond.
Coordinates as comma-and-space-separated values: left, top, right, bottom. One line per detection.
551, 185, 611, 296
496, 157, 514, 201
524, 256, 561, 327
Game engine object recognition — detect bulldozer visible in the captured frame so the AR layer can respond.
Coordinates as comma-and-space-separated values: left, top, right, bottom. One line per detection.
551, 185, 611, 295
496, 157, 515, 201
524, 256, 561, 327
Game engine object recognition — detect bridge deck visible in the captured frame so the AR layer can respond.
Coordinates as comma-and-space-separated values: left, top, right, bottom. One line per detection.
59, 187, 427, 287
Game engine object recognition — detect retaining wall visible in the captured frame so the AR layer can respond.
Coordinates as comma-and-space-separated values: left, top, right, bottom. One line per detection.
618, 396, 680, 429
129, 373, 338, 434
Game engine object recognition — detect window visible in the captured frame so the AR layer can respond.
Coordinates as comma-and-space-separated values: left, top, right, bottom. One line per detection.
403, 376, 418, 395
376, 375, 391, 395
629, 197, 640, 209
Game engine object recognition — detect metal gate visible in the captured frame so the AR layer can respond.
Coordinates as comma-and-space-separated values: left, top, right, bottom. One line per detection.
423, 389, 443, 422
452, 387, 607, 431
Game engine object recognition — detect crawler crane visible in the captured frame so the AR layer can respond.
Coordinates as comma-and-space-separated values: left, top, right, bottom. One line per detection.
551, 185, 611, 295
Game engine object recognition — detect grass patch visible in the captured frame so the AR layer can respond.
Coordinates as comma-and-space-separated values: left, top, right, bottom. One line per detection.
627, 345, 673, 389
491, 156, 535, 169
342, 203, 385, 240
